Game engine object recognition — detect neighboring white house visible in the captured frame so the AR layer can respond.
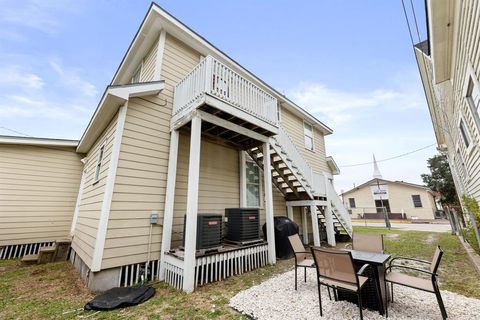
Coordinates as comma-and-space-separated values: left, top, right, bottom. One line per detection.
414, 0, 480, 213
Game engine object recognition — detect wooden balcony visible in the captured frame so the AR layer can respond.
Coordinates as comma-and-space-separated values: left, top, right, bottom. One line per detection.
172, 56, 279, 142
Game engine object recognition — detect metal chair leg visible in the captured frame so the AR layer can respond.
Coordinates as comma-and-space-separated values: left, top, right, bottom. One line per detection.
327, 286, 332, 300
385, 280, 389, 318
434, 283, 448, 319
358, 292, 364, 320
294, 266, 297, 290
391, 283, 394, 303
304, 267, 307, 282
318, 283, 323, 317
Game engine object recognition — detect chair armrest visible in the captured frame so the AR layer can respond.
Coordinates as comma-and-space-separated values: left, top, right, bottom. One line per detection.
357, 263, 371, 276
344, 243, 352, 250
385, 264, 437, 277
389, 256, 430, 267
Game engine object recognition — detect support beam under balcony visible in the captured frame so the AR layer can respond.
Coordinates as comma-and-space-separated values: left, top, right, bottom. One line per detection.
159, 129, 179, 280
301, 206, 308, 245
183, 116, 202, 293
310, 204, 321, 247
263, 141, 276, 265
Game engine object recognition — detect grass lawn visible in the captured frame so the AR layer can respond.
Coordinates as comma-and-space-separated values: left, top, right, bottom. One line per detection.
1, 228, 479, 319
354, 226, 480, 299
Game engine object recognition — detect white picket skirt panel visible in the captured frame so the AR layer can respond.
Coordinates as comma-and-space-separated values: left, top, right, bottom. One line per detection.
194, 244, 269, 288
0, 241, 55, 259
119, 259, 162, 287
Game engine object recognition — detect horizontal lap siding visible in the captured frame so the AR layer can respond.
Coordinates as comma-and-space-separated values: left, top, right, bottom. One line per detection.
453, 0, 480, 202
388, 184, 436, 220
71, 112, 118, 268
140, 39, 159, 82
281, 108, 330, 174
100, 33, 201, 269
0, 145, 83, 245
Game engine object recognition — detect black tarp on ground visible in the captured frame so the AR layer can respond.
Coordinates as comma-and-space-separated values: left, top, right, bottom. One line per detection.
84, 285, 155, 311
262, 216, 299, 259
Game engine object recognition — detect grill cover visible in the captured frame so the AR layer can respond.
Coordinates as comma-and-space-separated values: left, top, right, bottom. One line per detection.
262, 216, 299, 259
84, 285, 155, 311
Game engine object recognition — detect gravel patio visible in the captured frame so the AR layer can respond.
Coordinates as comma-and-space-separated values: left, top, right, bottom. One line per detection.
230, 268, 480, 320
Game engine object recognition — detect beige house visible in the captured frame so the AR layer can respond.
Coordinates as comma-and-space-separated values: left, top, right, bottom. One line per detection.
0, 3, 351, 293
342, 179, 439, 220
414, 0, 480, 212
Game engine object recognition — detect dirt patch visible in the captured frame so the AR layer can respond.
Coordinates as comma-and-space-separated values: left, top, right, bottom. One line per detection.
12, 262, 92, 303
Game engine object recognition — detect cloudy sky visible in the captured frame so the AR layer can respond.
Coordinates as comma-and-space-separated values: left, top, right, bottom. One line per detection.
0, 0, 437, 192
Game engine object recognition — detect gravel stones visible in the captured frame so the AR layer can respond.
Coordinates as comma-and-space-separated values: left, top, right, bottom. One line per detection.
230, 268, 480, 319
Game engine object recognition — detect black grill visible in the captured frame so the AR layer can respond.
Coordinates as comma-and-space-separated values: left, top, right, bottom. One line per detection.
225, 208, 260, 242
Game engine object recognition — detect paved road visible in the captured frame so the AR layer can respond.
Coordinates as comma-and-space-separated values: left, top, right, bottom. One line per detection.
352, 221, 452, 233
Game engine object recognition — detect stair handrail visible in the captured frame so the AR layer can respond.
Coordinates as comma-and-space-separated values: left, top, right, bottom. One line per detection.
326, 180, 352, 234
272, 126, 314, 192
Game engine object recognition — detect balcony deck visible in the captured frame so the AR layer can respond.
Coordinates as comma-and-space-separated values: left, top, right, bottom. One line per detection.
172, 56, 279, 145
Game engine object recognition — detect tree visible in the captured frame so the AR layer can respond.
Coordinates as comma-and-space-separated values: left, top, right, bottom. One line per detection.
421, 154, 459, 206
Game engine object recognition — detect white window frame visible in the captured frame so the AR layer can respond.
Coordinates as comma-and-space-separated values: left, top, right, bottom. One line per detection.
457, 115, 474, 155
240, 152, 263, 208
93, 143, 105, 184
303, 121, 314, 151
411, 194, 423, 208
464, 64, 480, 134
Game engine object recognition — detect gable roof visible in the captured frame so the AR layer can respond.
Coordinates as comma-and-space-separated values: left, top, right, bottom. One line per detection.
342, 178, 431, 195
110, 2, 333, 135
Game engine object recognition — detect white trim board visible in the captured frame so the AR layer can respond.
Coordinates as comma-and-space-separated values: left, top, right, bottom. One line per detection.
91, 104, 128, 272
154, 29, 166, 80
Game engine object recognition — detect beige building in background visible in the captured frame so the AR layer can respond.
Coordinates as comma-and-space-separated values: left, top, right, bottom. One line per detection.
342, 178, 439, 220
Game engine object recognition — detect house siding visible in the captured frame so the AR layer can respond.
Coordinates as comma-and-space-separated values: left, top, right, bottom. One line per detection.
140, 39, 159, 82
416, 0, 480, 207
280, 107, 330, 174
71, 112, 118, 268
0, 145, 83, 246
100, 33, 202, 269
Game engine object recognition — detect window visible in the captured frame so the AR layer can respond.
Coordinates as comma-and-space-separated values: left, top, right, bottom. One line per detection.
245, 160, 260, 207
93, 145, 105, 183
459, 119, 470, 148
466, 77, 480, 122
304, 122, 314, 151
131, 65, 141, 84
412, 195, 422, 208
348, 198, 356, 208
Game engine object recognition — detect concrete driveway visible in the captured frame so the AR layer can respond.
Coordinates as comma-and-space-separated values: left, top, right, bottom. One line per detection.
352, 221, 452, 233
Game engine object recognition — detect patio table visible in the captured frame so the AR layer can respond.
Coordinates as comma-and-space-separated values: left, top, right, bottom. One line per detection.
337, 249, 391, 315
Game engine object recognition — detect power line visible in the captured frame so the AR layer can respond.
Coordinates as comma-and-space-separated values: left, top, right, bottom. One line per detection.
0, 126, 31, 137
340, 143, 436, 167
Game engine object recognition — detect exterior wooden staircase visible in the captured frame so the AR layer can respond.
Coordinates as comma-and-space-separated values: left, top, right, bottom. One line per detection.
247, 127, 352, 241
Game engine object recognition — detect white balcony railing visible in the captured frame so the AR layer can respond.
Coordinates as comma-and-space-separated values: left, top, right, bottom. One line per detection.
173, 56, 278, 128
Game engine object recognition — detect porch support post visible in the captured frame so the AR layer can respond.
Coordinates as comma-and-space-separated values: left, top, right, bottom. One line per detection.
324, 175, 336, 247
310, 204, 321, 246
263, 141, 276, 265
287, 205, 293, 220
301, 206, 308, 244
159, 129, 179, 280
182, 116, 202, 292
324, 204, 336, 247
